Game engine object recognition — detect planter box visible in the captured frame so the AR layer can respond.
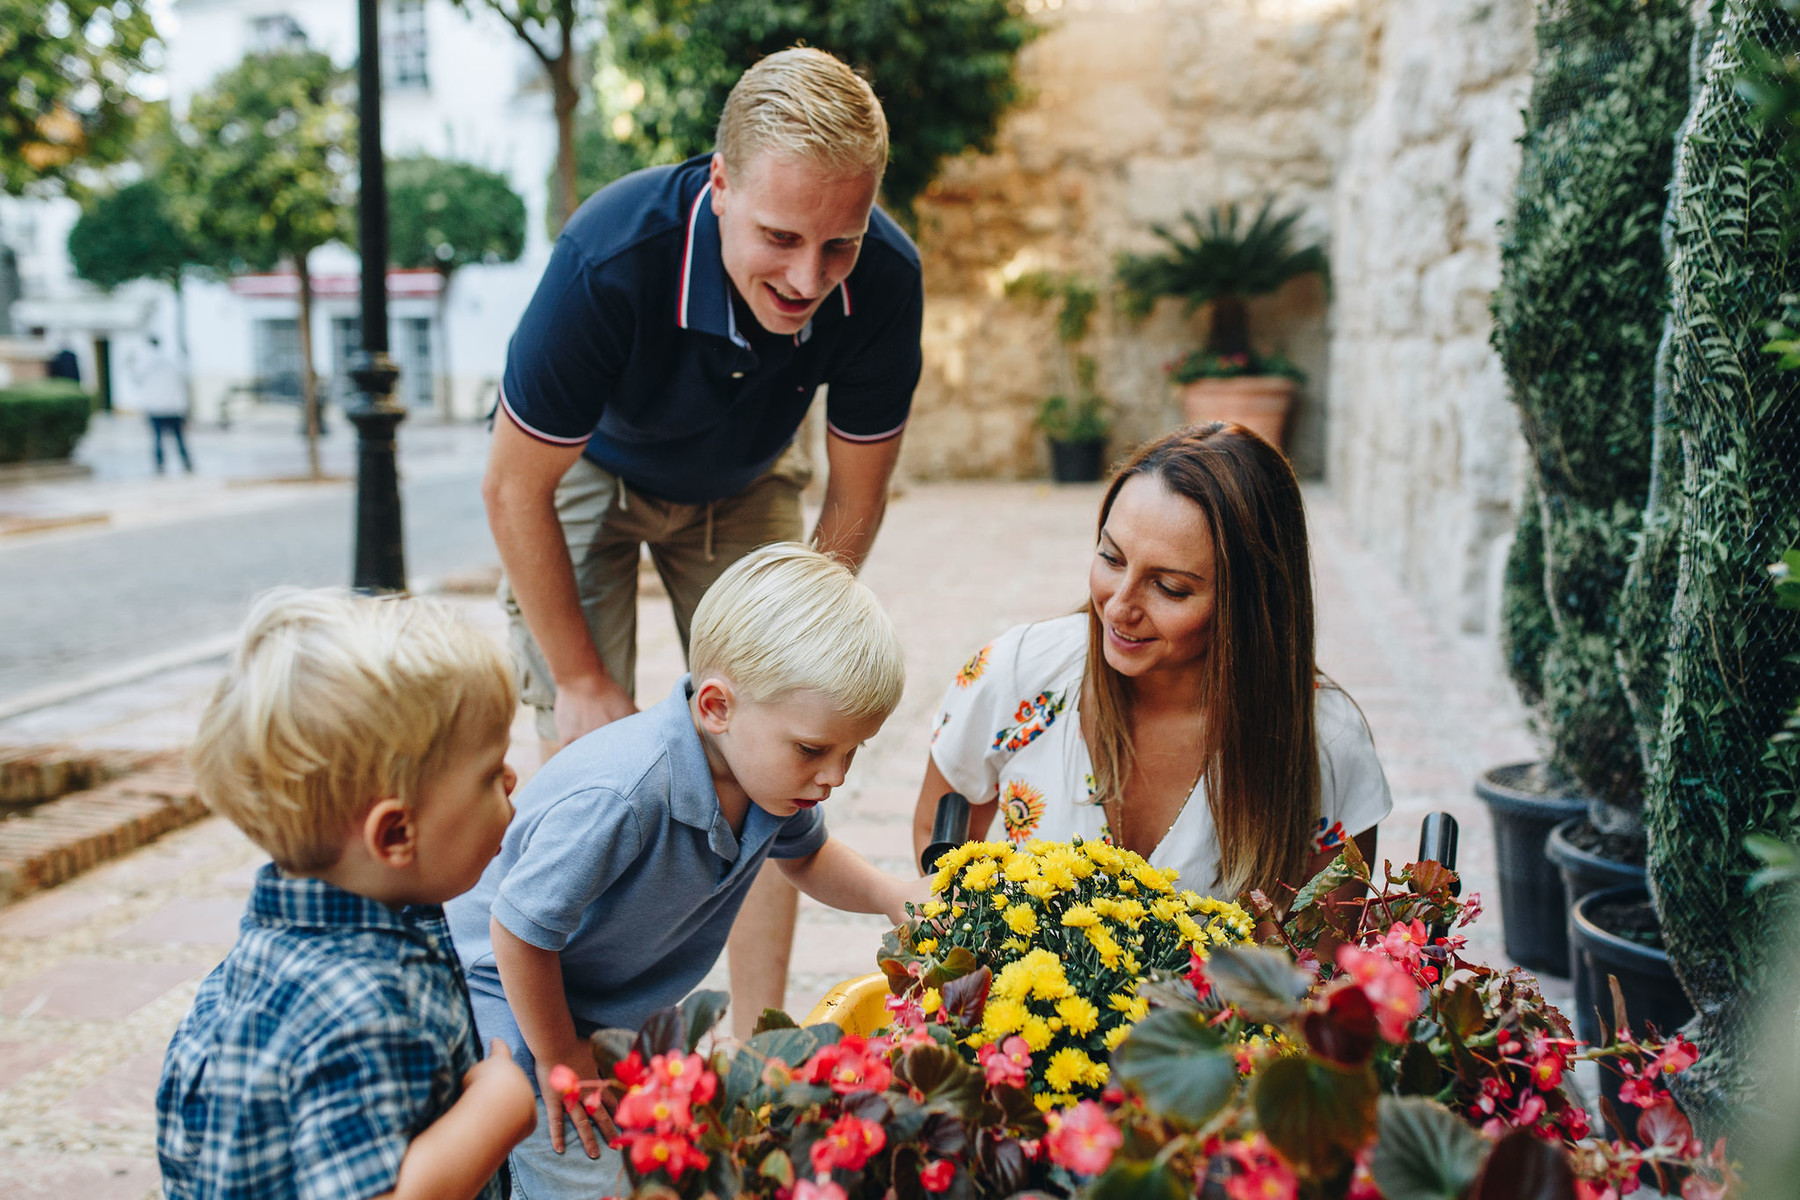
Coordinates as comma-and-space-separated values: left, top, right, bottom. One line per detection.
1474, 762, 1587, 977
1048, 438, 1107, 483
0, 379, 92, 464
1178, 376, 1297, 451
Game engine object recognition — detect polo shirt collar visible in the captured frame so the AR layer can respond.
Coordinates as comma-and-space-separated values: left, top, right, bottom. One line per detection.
675, 179, 854, 349
247, 863, 447, 938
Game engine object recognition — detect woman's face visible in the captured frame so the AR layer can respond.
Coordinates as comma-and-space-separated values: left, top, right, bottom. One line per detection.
1088, 473, 1218, 679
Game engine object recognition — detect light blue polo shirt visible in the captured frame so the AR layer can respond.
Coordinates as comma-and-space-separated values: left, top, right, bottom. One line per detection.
445, 676, 828, 1036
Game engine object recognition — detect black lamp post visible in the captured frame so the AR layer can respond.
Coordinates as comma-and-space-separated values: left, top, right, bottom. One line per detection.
348, 0, 407, 593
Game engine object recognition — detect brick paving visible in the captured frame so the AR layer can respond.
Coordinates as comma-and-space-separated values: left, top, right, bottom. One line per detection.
0, 480, 1544, 1196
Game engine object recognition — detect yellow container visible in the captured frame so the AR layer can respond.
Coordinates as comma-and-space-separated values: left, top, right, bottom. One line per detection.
800, 972, 892, 1036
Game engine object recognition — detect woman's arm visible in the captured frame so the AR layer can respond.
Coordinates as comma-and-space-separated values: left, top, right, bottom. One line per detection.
910, 755, 997, 872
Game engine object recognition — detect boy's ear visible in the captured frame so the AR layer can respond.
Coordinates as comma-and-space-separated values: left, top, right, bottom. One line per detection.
362, 798, 417, 869
692, 677, 735, 734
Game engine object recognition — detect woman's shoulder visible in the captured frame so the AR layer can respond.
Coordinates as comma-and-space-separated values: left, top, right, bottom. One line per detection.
955, 613, 1087, 692
1313, 680, 1374, 748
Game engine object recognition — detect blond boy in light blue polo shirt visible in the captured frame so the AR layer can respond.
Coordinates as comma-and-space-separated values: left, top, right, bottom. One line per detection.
446, 544, 925, 1199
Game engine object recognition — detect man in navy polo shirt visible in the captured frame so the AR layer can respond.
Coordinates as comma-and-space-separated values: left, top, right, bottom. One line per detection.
482, 47, 922, 1038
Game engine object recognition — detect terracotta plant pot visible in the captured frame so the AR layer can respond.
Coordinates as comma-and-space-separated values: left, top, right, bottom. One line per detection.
1179, 376, 1298, 451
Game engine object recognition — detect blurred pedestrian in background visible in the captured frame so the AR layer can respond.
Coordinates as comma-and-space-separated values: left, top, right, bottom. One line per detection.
137, 335, 194, 474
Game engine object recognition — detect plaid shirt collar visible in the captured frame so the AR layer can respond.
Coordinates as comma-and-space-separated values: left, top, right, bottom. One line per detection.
247, 864, 452, 945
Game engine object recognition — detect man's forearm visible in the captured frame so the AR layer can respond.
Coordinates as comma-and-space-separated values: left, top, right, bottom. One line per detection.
810, 489, 887, 571
485, 479, 610, 688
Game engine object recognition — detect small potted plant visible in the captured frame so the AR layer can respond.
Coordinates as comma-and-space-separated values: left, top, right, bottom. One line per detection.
1035, 358, 1111, 484
1116, 200, 1328, 452
1006, 270, 1113, 483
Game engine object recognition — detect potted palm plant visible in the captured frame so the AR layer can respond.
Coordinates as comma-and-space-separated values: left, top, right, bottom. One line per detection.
1115, 200, 1328, 451
1006, 270, 1113, 483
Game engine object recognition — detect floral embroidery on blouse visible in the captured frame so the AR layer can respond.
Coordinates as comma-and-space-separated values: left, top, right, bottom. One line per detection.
930, 710, 951, 745
999, 780, 1047, 843
992, 688, 1068, 753
1313, 817, 1348, 853
955, 645, 992, 688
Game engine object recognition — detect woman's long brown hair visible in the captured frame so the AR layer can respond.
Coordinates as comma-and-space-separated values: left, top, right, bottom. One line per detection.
1084, 422, 1320, 896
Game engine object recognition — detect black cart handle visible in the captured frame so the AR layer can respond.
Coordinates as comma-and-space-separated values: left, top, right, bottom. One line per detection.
921, 792, 971, 875
1417, 811, 1461, 943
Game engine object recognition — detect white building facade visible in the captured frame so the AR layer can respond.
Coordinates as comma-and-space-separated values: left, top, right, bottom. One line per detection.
3, 0, 562, 422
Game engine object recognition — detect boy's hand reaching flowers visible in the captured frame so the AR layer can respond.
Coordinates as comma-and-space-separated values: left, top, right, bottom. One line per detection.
537, 1041, 616, 1157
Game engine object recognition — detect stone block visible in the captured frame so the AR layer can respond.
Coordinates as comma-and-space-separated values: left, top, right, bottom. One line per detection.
0, 1151, 161, 1200
110, 897, 247, 947
0, 956, 203, 1021
0, 1038, 73, 1092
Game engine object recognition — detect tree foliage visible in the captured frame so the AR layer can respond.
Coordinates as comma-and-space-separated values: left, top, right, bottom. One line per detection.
162, 50, 354, 272
67, 178, 210, 290
589, 0, 1038, 220
1489, 0, 1692, 816
386, 155, 526, 275
0, 0, 161, 194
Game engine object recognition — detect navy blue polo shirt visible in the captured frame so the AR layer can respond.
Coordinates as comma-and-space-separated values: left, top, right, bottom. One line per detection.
500, 154, 923, 504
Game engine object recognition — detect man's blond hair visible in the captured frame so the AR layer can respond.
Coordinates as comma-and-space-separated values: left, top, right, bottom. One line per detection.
190, 588, 517, 873
716, 47, 889, 182
690, 543, 904, 721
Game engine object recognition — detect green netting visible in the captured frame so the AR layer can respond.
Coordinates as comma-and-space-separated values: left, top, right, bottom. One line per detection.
1647, 0, 1800, 1134
1493, 0, 1692, 821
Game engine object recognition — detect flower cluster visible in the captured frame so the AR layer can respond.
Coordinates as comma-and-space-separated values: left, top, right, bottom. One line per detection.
551, 1050, 718, 1182
897, 837, 1254, 1106
1165, 348, 1305, 384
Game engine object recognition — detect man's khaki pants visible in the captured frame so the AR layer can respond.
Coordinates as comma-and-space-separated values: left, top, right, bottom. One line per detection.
502, 442, 810, 739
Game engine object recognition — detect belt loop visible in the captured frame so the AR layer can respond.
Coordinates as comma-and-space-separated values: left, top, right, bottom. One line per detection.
616, 476, 629, 511
703, 501, 716, 563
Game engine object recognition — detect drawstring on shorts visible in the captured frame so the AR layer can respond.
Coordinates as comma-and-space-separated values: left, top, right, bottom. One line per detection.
703, 501, 716, 563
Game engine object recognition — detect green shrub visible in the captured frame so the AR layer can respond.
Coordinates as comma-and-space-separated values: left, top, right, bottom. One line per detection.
0, 379, 93, 464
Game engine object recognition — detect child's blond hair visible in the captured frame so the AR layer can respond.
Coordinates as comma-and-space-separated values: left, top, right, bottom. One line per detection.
689, 543, 903, 721
190, 588, 517, 872
715, 47, 889, 183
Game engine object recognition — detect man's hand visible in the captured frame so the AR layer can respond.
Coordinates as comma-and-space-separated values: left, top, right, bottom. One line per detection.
553, 674, 638, 748
534, 1040, 617, 1158
462, 1041, 538, 1144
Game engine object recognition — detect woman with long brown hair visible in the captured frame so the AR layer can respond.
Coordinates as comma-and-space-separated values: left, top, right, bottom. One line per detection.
911, 423, 1389, 899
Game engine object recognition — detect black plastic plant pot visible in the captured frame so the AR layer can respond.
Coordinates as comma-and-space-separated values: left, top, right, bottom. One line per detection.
1571, 884, 1695, 1142
1048, 438, 1106, 484
1546, 818, 1648, 1047
1473, 763, 1587, 977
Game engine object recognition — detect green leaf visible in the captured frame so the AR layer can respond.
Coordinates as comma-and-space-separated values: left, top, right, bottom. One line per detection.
1435, 981, 1485, 1039
679, 989, 730, 1052
588, 1026, 637, 1078
1253, 1056, 1379, 1178
758, 1148, 795, 1186
1368, 1096, 1487, 1200
1086, 1159, 1189, 1200
1394, 1040, 1447, 1097
1204, 945, 1312, 1024
747, 1026, 821, 1069
922, 946, 980, 990
895, 1043, 987, 1115
1468, 1127, 1577, 1199
752, 1009, 798, 1035
1111, 1009, 1238, 1126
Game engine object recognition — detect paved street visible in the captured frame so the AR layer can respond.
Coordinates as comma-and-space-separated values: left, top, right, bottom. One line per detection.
0, 474, 1544, 1197
0, 411, 495, 710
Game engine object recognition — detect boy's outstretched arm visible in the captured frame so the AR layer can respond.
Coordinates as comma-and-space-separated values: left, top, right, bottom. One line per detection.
490, 917, 619, 1158
778, 837, 932, 926
372, 1040, 537, 1200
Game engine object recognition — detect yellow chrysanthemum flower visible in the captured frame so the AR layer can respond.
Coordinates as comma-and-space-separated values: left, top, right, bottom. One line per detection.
915, 938, 938, 954
1130, 862, 1174, 893
1103, 1023, 1132, 1051
1001, 937, 1027, 953
982, 996, 1028, 1037
1022, 877, 1056, 901
1056, 995, 1100, 1036
1040, 858, 1078, 892
1085, 924, 1123, 968
963, 860, 1000, 891
1045, 1047, 1099, 1093
922, 901, 948, 919
1107, 991, 1137, 1012
1020, 1015, 1054, 1052
922, 988, 942, 1015
1003, 855, 1036, 883
1060, 904, 1100, 929
1175, 914, 1204, 944
1003, 903, 1039, 937
1082, 840, 1126, 873
1150, 896, 1185, 922
991, 892, 1009, 910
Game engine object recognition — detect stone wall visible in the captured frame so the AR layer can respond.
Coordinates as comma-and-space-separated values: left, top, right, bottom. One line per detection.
1326, 0, 1534, 635
902, 0, 1375, 482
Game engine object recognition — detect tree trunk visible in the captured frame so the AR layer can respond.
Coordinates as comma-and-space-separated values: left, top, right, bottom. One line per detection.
1205, 295, 1251, 359
550, 3, 579, 232
436, 266, 454, 419
296, 253, 322, 479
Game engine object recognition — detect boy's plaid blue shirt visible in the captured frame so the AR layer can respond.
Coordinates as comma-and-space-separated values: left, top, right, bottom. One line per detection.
157, 864, 502, 1200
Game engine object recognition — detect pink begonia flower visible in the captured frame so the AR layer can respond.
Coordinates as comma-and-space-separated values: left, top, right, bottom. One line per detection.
1457, 892, 1484, 927
1379, 919, 1428, 968
809, 1113, 887, 1174
1219, 1134, 1298, 1200
1043, 1100, 1122, 1175
793, 1178, 849, 1200
919, 1159, 956, 1193
1650, 1035, 1699, 1077
803, 1035, 893, 1095
1335, 945, 1421, 1042
977, 1036, 1032, 1088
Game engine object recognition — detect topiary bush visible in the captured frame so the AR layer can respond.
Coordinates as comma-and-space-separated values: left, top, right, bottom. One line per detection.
1490, 0, 1692, 826
1501, 470, 1554, 713
1646, 0, 1800, 1134
0, 379, 93, 464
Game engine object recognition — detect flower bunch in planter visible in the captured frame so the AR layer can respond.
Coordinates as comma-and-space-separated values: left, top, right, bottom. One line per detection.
553, 840, 1739, 1200
886, 837, 1255, 1107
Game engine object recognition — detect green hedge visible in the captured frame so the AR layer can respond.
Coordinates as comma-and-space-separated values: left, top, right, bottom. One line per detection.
0, 378, 93, 464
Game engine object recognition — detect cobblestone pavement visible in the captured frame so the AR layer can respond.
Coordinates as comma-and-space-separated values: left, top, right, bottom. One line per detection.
0, 480, 1542, 1197
0, 412, 495, 712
